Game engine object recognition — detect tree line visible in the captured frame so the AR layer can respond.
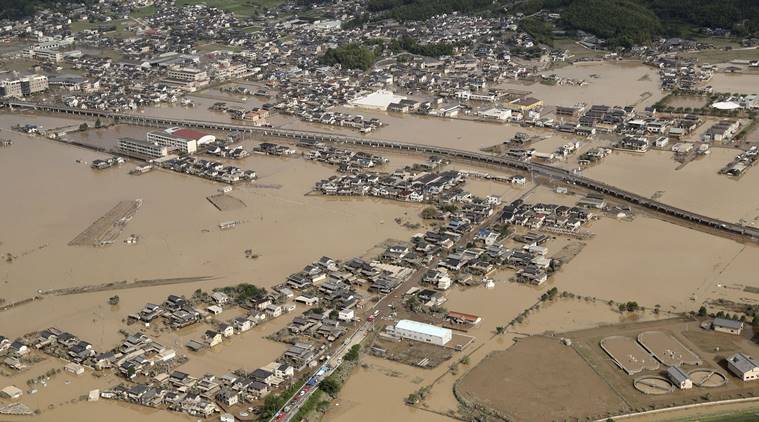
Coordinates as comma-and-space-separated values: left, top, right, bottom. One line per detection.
511, 0, 759, 47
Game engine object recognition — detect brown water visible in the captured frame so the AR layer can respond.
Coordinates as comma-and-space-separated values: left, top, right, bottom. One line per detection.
0, 61, 755, 421
498, 62, 663, 108
552, 216, 758, 313
583, 147, 759, 223
0, 124, 424, 341
708, 72, 759, 95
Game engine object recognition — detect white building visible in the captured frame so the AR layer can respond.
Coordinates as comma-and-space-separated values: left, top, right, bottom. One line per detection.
337, 309, 355, 321
0, 74, 48, 98
456, 90, 496, 102
478, 107, 512, 120
146, 127, 215, 154
436, 274, 452, 290
167, 67, 209, 83
118, 137, 169, 159
32, 36, 74, 51
392, 319, 452, 346
727, 353, 759, 381
349, 90, 406, 111
30, 49, 63, 62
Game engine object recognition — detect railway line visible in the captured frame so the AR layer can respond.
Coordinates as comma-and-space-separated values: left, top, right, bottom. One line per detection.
4, 100, 758, 241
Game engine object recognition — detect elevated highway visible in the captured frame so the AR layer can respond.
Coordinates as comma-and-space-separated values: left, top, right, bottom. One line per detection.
4, 100, 758, 241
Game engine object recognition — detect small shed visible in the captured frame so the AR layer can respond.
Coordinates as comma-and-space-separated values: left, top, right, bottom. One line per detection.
667, 366, 692, 389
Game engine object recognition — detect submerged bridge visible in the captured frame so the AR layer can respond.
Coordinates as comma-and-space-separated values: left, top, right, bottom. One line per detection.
4, 100, 759, 241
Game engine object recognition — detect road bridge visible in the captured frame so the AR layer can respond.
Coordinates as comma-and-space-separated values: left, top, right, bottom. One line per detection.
3, 100, 758, 241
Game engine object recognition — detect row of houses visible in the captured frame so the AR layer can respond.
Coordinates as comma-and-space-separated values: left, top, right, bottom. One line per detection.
155, 156, 257, 184
315, 169, 464, 203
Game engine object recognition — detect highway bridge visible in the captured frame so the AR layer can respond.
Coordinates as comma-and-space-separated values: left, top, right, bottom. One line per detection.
4, 100, 759, 241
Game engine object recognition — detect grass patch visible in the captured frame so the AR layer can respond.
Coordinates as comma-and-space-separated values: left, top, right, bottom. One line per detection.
174, 0, 283, 16
553, 39, 606, 60
683, 48, 759, 64
662, 409, 759, 422
69, 20, 99, 32
194, 42, 244, 53
129, 5, 157, 18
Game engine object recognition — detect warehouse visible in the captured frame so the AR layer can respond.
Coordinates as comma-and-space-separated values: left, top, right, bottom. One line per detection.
348, 89, 406, 111
392, 319, 452, 346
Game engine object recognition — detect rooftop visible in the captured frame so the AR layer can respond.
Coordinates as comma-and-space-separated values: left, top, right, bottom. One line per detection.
713, 317, 743, 330
395, 319, 451, 338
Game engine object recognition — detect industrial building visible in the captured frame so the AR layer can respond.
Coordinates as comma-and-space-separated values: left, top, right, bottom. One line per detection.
119, 137, 169, 159
392, 319, 452, 346
146, 127, 215, 154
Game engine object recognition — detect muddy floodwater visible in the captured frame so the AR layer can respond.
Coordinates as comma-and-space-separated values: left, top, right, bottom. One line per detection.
707, 72, 759, 95
498, 61, 664, 108
0, 123, 426, 342
0, 57, 757, 422
582, 147, 759, 223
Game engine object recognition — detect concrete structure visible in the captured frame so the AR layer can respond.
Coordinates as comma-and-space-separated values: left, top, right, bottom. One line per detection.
30, 49, 63, 62
119, 137, 169, 159
0, 75, 48, 98
713, 317, 743, 335
392, 319, 452, 346
727, 353, 759, 381
666, 366, 692, 389
146, 127, 215, 154
505, 97, 543, 112
0, 385, 22, 399
64, 362, 85, 375
167, 67, 209, 83
32, 37, 74, 51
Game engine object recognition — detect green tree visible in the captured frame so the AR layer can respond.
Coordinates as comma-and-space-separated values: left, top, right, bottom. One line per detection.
698, 306, 707, 317
320, 375, 342, 397
320, 44, 377, 71
421, 207, 439, 219
344, 344, 360, 362
95, 117, 102, 128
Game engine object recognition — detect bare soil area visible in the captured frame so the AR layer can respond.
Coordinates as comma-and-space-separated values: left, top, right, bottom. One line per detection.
457, 318, 759, 421
456, 335, 627, 421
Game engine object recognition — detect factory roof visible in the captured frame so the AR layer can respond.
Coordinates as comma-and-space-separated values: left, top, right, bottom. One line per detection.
395, 319, 451, 338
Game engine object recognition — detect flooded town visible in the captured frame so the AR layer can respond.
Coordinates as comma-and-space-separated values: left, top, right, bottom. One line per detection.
1, 0, 759, 421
